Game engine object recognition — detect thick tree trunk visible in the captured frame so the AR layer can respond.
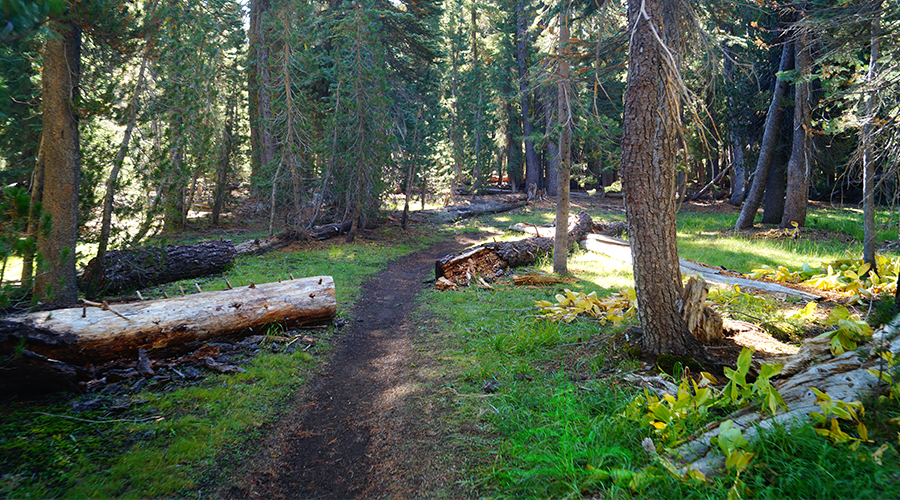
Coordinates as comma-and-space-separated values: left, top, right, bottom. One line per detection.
81, 240, 235, 295
621, 0, 706, 359
517, 0, 539, 190
1, 276, 336, 366
35, 21, 81, 305
762, 145, 787, 224
781, 30, 812, 228
734, 42, 794, 229
435, 211, 591, 282
554, 11, 572, 275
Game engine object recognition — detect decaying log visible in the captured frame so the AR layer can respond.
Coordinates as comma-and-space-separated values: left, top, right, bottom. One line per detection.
1, 276, 336, 365
435, 211, 592, 283
310, 219, 378, 240
673, 315, 900, 476
509, 220, 627, 239
679, 276, 724, 344
234, 230, 304, 255
412, 194, 527, 225
512, 274, 578, 286
81, 240, 235, 295
579, 234, 821, 301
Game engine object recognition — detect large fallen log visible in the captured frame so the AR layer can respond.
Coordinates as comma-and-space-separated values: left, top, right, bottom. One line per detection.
234, 230, 304, 255
579, 233, 821, 301
1, 276, 335, 365
674, 315, 900, 476
435, 210, 591, 282
309, 219, 378, 241
81, 240, 235, 295
411, 194, 527, 225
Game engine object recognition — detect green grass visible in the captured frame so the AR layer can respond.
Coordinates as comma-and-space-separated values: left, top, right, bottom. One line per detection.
417, 205, 900, 499
0, 226, 441, 498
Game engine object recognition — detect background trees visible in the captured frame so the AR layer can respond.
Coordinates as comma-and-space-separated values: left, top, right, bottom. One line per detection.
3, 0, 900, 308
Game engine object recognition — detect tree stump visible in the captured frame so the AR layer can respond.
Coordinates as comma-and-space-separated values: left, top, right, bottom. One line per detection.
678, 276, 724, 344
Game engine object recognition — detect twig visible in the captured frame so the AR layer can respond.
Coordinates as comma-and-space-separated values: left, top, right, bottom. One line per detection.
33, 412, 161, 424
80, 299, 130, 321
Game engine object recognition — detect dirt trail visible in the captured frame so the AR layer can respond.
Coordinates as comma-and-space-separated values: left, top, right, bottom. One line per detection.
221, 234, 484, 499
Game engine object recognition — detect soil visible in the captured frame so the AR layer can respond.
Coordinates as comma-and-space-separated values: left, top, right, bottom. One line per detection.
219, 233, 488, 500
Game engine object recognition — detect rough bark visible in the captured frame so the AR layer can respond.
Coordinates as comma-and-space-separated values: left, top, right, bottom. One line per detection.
554, 11, 572, 275
862, 11, 881, 270
1, 276, 336, 366
35, 21, 81, 305
435, 210, 591, 282
234, 230, 304, 255
781, 30, 812, 228
517, 0, 539, 190
81, 240, 235, 295
761, 145, 788, 224
620, 0, 705, 358
735, 42, 794, 229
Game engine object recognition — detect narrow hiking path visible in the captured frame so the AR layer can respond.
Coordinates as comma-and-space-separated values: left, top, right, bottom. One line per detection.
221, 233, 488, 499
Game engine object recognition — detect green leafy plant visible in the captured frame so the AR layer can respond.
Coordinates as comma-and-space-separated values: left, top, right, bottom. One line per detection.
751, 255, 900, 304
819, 306, 873, 356
535, 288, 636, 324
710, 420, 755, 500
625, 372, 717, 447
721, 347, 786, 415
809, 387, 871, 450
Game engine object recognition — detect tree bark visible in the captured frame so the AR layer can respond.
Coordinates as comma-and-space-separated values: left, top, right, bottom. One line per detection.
35, 21, 81, 305
81, 240, 235, 295
762, 144, 787, 223
781, 29, 813, 228
517, 0, 539, 190
734, 41, 794, 229
862, 9, 881, 271
2, 276, 336, 365
620, 0, 706, 359
554, 10, 572, 275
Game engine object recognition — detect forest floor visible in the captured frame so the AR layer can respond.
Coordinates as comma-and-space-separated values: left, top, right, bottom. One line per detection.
218, 231, 492, 500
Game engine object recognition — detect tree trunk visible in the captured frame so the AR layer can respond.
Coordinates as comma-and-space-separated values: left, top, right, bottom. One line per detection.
517, 0, 539, 191
34, 21, 81, 306
212, 95, 235, 226
81, 240, 235, 295
781, 29, 812, 228
620, 0, 706, 359
2, 276, 336, 366
762, 143, 787, 224
249, 0, 276, 188
863, 10, 881, 271
554, 10, 572, 275
734, 41, 794, 229
544, 85, 560, 197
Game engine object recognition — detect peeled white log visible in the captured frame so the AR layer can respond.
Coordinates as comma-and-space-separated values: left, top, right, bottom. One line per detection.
579, 233, 821, 301
1, 276, 335, 364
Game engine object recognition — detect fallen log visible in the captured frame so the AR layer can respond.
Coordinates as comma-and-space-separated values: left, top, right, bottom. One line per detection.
1, 276, 336, 366
674, 315, 900, 476
436, 211, 592, 283
80, 240, 235, 295
579, 233, 822, 301
414, 194, 527, 225
234, 230, 304, 255
509, 220, 627, 239
310, 219, 378, 241
512, 274, 578, 286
